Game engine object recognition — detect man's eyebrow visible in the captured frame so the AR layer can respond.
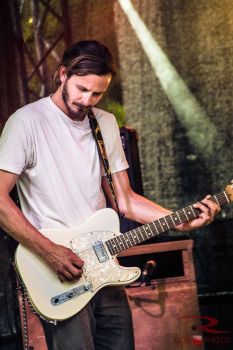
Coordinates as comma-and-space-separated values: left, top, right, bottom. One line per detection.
76, 84, 105, 94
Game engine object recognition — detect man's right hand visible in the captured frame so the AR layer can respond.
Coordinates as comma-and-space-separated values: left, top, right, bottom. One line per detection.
0, 170, 84, 283
42, 242, 84, 282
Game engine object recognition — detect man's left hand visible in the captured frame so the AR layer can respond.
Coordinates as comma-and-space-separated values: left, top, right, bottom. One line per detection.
177, 195, 221, 232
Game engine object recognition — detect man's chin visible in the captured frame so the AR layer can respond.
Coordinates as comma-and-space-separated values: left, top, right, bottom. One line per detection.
68, 110, 87, 121
73, 106, 91, 115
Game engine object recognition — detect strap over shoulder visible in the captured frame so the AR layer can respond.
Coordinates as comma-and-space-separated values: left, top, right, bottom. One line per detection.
88, 109, 121, 217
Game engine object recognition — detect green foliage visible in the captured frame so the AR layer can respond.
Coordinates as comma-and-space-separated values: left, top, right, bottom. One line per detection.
98, 98, 126, 127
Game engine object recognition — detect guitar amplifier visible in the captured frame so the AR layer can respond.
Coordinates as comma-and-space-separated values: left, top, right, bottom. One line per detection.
120, 127, 143, 233
120, 127, 143, 196
118, 240, 204, 350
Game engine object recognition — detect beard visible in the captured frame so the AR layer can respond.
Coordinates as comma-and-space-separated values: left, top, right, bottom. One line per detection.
62, 81, 91, 121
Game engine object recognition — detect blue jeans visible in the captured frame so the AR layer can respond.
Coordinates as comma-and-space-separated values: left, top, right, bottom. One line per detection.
41, 287, 135, 350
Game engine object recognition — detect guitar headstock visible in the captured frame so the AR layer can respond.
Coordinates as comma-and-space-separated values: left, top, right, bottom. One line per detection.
226, 181, 233, 202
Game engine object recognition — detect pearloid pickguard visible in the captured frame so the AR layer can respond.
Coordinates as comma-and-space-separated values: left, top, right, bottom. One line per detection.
71, 230, 139, 290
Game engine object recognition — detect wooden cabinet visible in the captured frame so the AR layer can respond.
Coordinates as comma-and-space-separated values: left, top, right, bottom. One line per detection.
118, 240, 204, 350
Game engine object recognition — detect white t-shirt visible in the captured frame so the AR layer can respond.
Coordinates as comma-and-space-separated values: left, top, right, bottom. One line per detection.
0, 97, 128, 229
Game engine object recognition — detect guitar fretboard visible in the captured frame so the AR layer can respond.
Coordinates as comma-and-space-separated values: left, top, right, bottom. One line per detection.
105, 191, 230, 256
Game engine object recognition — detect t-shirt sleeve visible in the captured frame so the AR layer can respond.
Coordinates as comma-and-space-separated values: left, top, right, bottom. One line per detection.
107, 117, 129, 174
0, 113, 34, 175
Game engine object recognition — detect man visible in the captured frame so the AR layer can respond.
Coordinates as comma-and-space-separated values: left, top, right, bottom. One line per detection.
0, 41, 220, 349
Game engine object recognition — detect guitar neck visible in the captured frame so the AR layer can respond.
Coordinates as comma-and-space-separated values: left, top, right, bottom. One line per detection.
105, 191, 230, 256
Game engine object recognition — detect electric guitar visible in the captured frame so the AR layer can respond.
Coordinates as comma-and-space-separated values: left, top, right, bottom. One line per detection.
15, 184, 233, 321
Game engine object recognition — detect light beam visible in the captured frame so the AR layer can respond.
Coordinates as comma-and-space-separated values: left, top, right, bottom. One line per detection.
118, 0, 220, 157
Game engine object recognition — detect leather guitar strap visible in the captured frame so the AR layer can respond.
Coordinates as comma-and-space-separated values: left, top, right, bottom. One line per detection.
88, 109, 122, 217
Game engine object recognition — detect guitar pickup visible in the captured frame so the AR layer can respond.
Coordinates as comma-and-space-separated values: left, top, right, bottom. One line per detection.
92, 240, 109, 263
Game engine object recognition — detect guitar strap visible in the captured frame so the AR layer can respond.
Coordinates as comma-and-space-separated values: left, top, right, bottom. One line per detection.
88, 108, 122, 217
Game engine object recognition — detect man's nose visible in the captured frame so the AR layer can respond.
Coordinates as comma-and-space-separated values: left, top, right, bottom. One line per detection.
82, 93, 92, 106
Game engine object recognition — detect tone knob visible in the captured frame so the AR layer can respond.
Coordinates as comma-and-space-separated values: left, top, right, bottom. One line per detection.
84, 282, 91, 290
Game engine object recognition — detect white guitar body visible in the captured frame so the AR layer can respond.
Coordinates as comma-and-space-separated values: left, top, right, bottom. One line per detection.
15, 208, 141, 321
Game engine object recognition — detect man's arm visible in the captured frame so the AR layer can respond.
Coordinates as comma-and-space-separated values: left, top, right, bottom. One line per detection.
103, 170, 220, 231
0, 170, 83, 281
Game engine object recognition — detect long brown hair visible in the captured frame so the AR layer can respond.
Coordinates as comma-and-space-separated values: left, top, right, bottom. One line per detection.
53, 41, 116, 89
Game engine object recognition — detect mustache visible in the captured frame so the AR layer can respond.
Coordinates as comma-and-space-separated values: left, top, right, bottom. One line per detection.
73, 102, 91, 111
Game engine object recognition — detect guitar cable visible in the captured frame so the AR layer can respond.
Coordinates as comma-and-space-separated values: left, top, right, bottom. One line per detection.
126, 259, 157, 288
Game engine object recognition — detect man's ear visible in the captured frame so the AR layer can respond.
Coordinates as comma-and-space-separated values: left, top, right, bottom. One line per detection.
60, 66, 67, 83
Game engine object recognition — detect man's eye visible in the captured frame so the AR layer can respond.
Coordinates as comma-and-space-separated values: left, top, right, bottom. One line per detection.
76, 86, 86, 92
93, 92, 102, 97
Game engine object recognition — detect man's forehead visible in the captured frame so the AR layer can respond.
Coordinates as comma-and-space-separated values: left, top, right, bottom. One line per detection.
70, 73, 111, 90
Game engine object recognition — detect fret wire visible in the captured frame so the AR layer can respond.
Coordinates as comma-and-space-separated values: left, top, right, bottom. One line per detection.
132, 229, 140, 244
127, 232, 135, 247
152, 221, 159, 234
194, 208, 201, 217
111, 237, 118, 250
142, 224, 150, 239
123, 233, 131, 248
190, 205, 196, 218
155, 220, 162, 233
142, 225, 148, 240
223, 191, 230, 203
161, 218, 167, 230
164, 216, 172, 229
141, 225, 149, 240
108, 240, 116, 255
138, 227, 145, 242
148, 223, 156, 236
160, 218, 168, 230
182, 209, 189, 220
220, 194, 228, 205
140, 225, 146, 239
129, 230, 138, 245
146, 223, 154, 237
111, 237, 119, 253
182, 208, 189, 221
145, 224, 151, 236
169, 214, 176, 227
174, 211, 182, 224
117, 235, 126, 250
220, 193, 226, 204
182, 208, 189, 220
185, 206, 194, 218
216, 193, 224, 205
115, 236, 122, 250
177, 210, 186, 222
214, 195, 220, 206
112, 237, 121, 253
135, 228, 142, 243
121, 234, 129, 250
105, 241, 112, 254
158, 219, 164, 232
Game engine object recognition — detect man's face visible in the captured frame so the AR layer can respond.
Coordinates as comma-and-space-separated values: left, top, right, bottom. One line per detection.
60, 72, 112, 121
